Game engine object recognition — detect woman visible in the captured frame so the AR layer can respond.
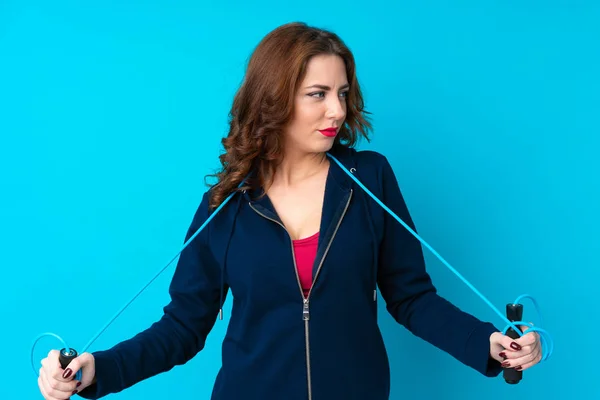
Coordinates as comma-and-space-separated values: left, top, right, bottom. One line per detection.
37, 22, 541, 400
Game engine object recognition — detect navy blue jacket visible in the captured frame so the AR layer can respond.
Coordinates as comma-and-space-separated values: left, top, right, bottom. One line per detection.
78, 145, 502, 400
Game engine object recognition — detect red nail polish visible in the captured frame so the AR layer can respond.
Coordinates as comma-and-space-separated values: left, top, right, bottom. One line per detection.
501, 361, 510, 367
499, 352, 507, 359
73, 389, 78, 394
77, 381, 82, 387
510, 342, 522, 351
515, 365, 522, 371
63, 368, 72, 379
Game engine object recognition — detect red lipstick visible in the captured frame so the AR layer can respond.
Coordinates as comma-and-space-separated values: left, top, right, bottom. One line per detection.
318, 127, 337, 137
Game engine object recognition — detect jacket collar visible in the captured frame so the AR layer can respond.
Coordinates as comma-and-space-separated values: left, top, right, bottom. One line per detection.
242, 144, 358, 239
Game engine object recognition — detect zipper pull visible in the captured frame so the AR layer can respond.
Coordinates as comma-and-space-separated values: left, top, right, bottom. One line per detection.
303, 299, 310, 321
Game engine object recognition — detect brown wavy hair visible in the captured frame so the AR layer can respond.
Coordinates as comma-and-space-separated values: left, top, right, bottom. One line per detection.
206, 22, 373, 210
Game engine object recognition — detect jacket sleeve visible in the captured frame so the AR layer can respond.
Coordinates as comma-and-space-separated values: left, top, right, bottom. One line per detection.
77, 191, 226, 399
376, 156, 502, 377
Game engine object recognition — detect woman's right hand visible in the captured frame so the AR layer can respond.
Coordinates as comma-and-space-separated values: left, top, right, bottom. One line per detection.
37, 350, 96, 400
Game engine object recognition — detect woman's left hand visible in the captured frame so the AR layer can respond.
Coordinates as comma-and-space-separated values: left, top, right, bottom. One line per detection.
489, 326, 542, 372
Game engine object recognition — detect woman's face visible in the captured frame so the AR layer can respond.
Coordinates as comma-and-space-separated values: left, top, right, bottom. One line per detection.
283, 54, 349, 155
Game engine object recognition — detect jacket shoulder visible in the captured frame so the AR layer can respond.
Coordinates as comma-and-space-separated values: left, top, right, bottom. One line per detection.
342, 147, 394, 178
331, 144, 389, 166
352, 149, 390, 167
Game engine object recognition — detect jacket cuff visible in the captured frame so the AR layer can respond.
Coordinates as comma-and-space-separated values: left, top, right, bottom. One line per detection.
466, 322, 503, 377
76, 350, 122, 399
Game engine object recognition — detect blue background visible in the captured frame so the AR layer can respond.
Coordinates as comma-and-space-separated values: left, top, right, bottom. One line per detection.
2, 1, 598, 399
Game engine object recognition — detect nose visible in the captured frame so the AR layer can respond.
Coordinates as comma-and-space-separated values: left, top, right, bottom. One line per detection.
325, 95, 346, 121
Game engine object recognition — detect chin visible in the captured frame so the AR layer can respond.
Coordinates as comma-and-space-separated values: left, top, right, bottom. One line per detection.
313, 140, 335, 153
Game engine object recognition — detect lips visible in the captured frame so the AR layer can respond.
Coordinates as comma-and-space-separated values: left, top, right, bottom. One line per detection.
318, 127, 337, 137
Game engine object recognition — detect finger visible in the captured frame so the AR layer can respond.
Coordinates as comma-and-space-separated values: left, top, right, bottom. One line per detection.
46, 350, 70, 383
494, 333, 523, 352
39, 376, 59, 400
515, 353, 543, 372
500, 342, 540, 359
500, 342, 538, 361
76, 353, 96, 390
514, 331, 538, 347
64, 352, 94, 391
46, 349, 62, 372
48, 349, 60, 358
53, 356, 78, 383
41, 366, 73, 399
45, 369, 79, 393
501, 347, 542, 371
38, 375, 51, 400
519, 321, 534, 333
527, 333, 541, 355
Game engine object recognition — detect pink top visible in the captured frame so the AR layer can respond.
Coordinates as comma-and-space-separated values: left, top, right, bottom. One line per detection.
292, 231, 319, 298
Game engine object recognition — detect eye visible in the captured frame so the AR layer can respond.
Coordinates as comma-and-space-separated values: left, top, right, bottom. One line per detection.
339, 90, 349, 98
308, 91, 326, 98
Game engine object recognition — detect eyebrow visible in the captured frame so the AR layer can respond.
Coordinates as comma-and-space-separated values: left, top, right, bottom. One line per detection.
304, 83, 350, 90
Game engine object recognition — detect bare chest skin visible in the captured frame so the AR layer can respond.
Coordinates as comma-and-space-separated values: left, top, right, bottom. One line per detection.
266, 165, 329, 241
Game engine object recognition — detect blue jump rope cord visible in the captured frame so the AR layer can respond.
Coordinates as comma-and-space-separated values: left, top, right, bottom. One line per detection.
327, 155, 553, 362
30, 153, 553, 379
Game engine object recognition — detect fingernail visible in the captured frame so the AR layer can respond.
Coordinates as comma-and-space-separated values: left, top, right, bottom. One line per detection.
501, 361, 510, 367
515, 365, 522, 371
77, 381, 82, 387
63, 368, 72, 379
510, 342, 522, 351
73, 389, 78, 394
499, 352, 507, 359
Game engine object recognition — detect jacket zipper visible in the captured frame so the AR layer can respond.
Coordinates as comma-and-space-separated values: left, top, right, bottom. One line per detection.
248, 189, 353, 400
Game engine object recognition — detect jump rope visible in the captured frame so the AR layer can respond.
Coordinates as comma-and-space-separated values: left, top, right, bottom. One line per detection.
30, 152, 554, 385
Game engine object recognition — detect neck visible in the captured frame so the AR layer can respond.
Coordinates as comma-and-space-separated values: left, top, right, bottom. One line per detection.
273, 150, 329, 188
